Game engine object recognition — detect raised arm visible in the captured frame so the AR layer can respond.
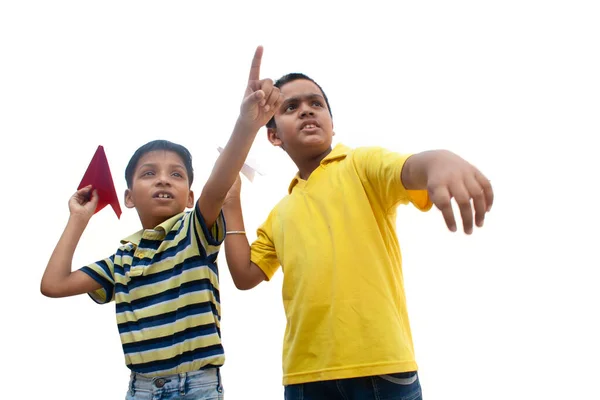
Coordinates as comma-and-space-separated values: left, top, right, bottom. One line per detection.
222, 177, 267, 290
40, 185, 102, 298
401, 150, 494, 234
198, 46, 283, 229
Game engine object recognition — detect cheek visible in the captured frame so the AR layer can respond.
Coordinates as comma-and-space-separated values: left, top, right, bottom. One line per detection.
278, 119, 297, 138
320, 111, 333, 126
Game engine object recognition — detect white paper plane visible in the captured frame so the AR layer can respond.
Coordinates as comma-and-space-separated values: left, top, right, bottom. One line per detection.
217, 146, 264, 182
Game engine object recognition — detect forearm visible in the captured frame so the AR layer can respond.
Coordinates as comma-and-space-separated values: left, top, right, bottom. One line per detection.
401, 150, 453, 190
223, 199, 264, 290
223, 199, 251, 275
203, 117, 259, 202
41, 216, 87, 295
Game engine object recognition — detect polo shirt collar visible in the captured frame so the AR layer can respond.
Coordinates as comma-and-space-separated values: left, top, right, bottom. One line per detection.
288, 143, 351, 194
120, 211, 186, 246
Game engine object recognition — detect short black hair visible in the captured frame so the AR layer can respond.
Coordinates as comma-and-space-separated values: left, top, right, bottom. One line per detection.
266, 73, 332, 129
125, 140, 194, 188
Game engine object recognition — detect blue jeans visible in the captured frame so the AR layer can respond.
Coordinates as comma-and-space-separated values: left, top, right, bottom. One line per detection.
284, 371, 422, 400
126, 368, 223, 400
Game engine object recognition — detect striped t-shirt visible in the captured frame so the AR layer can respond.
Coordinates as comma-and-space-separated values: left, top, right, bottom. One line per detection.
80, 203, 225, 376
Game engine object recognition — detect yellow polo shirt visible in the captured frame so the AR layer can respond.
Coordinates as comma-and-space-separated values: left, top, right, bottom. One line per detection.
251, 144, 432, 385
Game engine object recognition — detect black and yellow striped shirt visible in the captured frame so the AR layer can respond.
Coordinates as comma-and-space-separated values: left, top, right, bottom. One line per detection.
81, 203, 225, 376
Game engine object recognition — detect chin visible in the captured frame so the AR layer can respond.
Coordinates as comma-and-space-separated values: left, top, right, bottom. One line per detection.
302, 134, 330, 146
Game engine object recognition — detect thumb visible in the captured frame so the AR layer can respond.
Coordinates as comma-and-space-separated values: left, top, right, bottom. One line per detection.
89, 189, 100, 208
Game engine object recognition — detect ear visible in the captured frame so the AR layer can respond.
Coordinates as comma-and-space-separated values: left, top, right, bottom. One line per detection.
187, 190, 194, 209
267, 128, 283, 147
124, 189, 136, 209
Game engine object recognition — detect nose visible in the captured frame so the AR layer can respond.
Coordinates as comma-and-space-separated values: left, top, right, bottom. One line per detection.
299, 103, 315, 118
155, 171, 172, 186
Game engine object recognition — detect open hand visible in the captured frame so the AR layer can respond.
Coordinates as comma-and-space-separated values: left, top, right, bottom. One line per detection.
427, 152, 494, 234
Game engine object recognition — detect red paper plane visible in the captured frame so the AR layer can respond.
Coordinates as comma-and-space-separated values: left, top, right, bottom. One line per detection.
78, 145, 122, 218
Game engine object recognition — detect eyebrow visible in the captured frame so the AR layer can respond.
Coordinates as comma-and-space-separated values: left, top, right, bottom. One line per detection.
138, 163, 186, 171
281, 93, 326, 108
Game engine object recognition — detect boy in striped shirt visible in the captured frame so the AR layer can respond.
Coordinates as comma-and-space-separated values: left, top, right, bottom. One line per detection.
40, 46, 282, 399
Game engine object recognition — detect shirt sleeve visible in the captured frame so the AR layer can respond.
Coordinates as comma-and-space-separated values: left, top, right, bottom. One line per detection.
352, 146, 432, 212
192, 202, 226, 257
79, 254, 116, 304
250, 209, 280, 280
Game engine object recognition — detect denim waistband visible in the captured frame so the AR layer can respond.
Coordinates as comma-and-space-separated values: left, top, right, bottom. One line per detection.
128, 367, 222, 397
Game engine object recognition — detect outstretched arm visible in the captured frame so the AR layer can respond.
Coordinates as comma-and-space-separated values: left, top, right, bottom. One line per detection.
198, 46, 283, 229
41, 185, 102, 297
222, 177, 267, 290
401, 150, 494, 234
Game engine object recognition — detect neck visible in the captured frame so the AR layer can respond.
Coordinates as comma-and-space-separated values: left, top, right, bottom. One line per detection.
139, 214, 172, 231
293, 147, 332, 180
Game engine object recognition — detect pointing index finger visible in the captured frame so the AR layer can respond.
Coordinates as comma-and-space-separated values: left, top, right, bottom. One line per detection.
248, 46, 263, 82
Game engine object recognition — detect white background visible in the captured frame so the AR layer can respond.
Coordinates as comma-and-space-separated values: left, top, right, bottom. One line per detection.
1, 1, 599, 399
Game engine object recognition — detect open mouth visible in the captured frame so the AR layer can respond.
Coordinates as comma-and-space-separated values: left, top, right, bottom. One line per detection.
300, 120, 321, 131
154, 192, 173, 199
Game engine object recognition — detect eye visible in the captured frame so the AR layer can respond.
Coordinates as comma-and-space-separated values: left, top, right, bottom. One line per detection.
285, 103, 297, 112
172, 172, 184, 178
141, 171, 154, 177
312, 100, 323, 107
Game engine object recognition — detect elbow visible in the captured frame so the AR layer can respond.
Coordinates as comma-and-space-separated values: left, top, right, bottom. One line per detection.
201, 187, 227, 206
232, 275, 260, 291
227, 259, 262, 290
40, 284, 56, 298
233, 279, 253, 291
40, 281, 63, 298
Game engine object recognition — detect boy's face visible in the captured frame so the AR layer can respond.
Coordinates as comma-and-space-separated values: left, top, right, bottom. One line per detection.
268, 79, 334, 158
124, 150, 194, 229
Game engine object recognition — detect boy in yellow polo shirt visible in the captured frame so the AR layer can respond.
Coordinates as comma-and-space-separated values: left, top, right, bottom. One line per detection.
222, 73, 494, 399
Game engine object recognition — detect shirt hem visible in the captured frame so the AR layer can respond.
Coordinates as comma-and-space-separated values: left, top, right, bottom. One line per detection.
282, 360, 418, 385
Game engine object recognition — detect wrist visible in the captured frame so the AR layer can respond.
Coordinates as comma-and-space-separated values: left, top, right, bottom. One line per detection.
68, 213, 91, 229
226, 229, 246, 235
